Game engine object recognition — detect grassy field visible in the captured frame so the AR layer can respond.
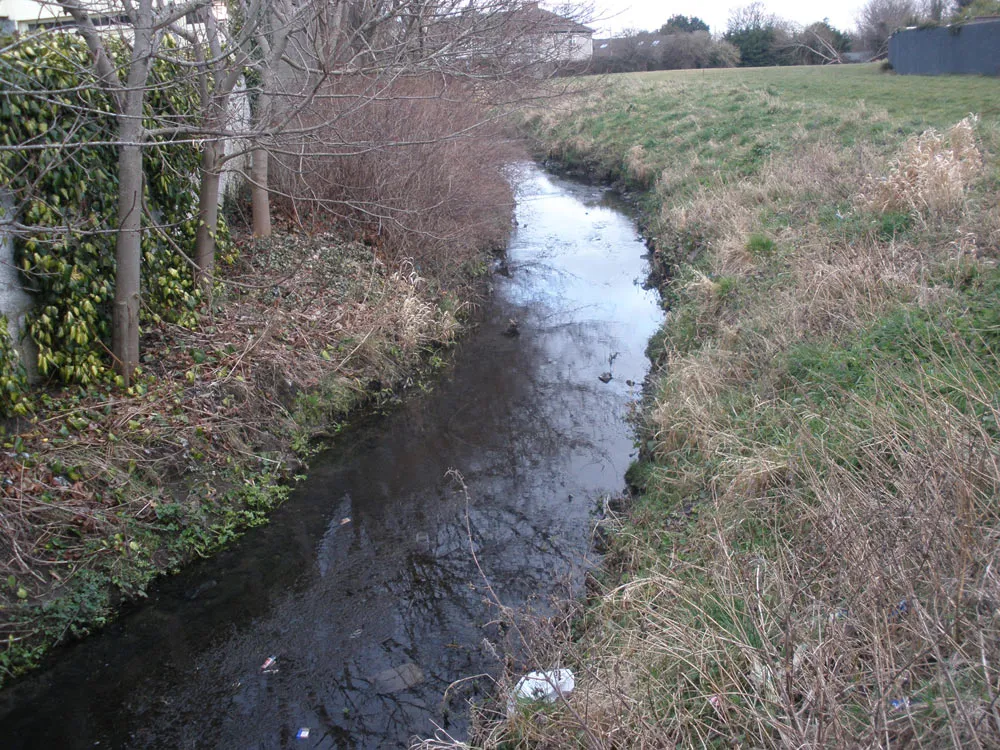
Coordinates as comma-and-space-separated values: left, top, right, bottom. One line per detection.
480, 65, 1000, 747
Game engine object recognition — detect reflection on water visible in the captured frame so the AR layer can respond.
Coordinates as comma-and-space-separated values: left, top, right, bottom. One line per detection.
0, 164, 662, 749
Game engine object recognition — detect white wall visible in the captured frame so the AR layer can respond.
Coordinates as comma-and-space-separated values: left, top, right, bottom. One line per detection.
219, 82, 251, 206
0, 0, 67, 31
534, 32, 594, 63
0, 193, 37, 379
567, 33, 593, 61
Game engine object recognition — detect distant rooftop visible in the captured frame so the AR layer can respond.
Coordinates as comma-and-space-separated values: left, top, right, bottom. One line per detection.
515, 2, 593, 35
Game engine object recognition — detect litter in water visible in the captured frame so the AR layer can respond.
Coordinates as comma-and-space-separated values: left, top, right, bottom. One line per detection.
261, 656, 277, 671
297, 728, 310, 739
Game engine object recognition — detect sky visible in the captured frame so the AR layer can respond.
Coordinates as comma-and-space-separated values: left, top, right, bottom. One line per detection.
586, 0, 863, 37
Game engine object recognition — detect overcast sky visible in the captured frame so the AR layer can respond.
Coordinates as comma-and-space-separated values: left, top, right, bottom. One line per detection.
586, 0, 863, 37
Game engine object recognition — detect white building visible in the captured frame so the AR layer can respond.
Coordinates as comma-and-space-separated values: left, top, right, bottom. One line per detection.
0, 0, 227, 34
1, 0, 67, 32
517, 2, 594, 62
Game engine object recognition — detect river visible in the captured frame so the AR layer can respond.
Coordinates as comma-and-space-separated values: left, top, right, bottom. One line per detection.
0, 164, 662, 749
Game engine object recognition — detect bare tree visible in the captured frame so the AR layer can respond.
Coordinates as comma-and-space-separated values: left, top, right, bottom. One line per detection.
660, 31, 739, 69
725, 2, 793, 66
922, 0, 948, 21
252, 0, 594, 251
856, 0, 920, 56
786, 20, 852, 65
58, 0, 209, 385
1, 0, 591, 385
165, 0, 317, 285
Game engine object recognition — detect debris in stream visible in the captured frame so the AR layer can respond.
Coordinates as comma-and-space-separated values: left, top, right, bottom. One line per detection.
340, 517, 351, 525
503, 318, 520, 337
183, 579, 218, 601
261, 656, 277, 672
507, 669, 576, 716
296, 728, 310, 739
891, 599, 909, 620
598, 372, 612, 383
373, 662, 425, 693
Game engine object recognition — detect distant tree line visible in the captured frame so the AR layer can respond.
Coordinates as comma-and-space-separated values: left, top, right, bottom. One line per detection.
722, 3, 852, 67
722, 0, 1000, 68
590, 28, 738, 74
594, 0, 1000, 76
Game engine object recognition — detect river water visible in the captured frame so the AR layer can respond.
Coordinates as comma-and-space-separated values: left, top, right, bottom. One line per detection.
0, 164, 662, 749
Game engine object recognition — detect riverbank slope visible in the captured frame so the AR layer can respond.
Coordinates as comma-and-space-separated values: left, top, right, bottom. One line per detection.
494, 64, 1000, 746
0, 228, 485, 687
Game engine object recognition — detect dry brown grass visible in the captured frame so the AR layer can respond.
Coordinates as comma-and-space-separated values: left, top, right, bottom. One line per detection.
624, 144, 655, 188
466, 363, 1000, 748
859, 116, 984, 225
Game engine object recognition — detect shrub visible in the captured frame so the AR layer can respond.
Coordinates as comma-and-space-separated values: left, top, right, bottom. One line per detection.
0, 316, 28, 416
269, 75, 520, 279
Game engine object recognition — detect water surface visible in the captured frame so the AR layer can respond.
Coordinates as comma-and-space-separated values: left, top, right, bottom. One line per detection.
0, 164, 662, 749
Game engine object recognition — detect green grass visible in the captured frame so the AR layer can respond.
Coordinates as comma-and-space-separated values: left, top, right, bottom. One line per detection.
529, 64, 1000, 198
489, 65, 1000, 748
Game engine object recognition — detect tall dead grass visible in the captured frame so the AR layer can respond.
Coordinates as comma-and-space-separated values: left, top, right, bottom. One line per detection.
859, 116, 983, 225
270, 75, 522, 279
534, 361, 1000, 748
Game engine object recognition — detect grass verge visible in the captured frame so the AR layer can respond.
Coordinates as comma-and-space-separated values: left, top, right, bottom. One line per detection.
470, 64, 1000, 747
0, 229, 481, 687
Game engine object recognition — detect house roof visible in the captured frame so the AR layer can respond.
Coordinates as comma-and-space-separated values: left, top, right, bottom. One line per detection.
515, 2, 594, 35
593, 34, 670, 57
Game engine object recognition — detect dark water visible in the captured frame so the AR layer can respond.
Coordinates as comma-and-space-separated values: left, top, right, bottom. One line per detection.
0, 165, 662, 749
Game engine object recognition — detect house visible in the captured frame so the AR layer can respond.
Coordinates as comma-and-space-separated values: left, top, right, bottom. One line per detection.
0, 0, 227, 34
593, 34, 669, 64
592, 34, 671, 72
0, 0, 68, 33
515, 2, 594, 62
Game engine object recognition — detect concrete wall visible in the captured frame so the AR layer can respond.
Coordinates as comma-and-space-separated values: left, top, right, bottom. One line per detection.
889, 20, 1000, 76
219, 83, 251, 206
0, 193, 37, 379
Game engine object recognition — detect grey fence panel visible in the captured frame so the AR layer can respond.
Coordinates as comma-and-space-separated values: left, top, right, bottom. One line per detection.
889, 21, 1000, 76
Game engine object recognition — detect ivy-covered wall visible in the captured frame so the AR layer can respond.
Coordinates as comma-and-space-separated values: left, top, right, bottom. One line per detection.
0, 34, 228, 409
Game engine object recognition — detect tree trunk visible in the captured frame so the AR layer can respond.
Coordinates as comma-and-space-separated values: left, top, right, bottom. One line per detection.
194, 137, 222, 291
251, 146, 271, 237
113, 132, 143, 387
